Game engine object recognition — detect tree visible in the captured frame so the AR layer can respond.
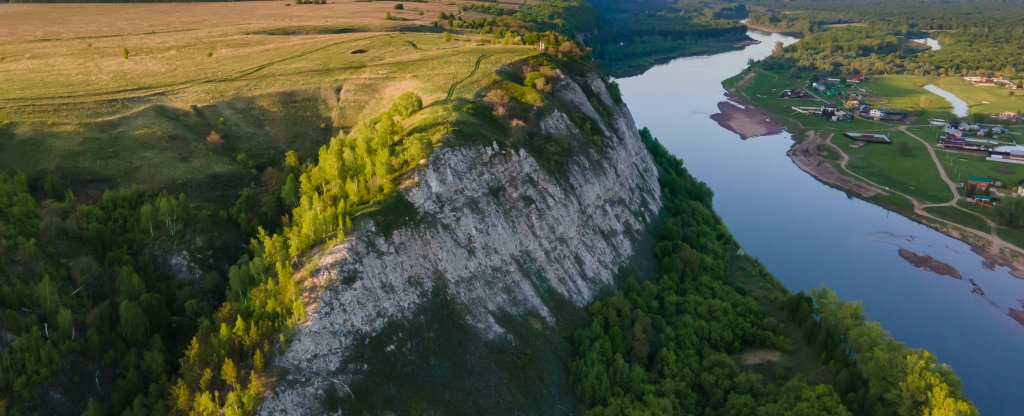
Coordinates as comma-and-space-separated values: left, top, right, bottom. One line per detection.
119, 300, 147, 344
122, 48, 129, 59
221, 358, 238, 388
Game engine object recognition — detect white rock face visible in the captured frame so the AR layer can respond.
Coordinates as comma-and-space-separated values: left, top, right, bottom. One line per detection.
258, 75, 661, 414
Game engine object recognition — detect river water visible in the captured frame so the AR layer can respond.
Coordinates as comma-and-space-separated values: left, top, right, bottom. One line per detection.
616, 30, 1024, 414
912, 37, 943, 51
924, 84, 969, 118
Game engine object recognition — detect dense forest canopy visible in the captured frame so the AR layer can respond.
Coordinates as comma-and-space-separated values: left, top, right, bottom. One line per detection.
571, 130, 976, 415
737, 0, 1024, 76
0, 1, 982, 415
587, 0, 751, 76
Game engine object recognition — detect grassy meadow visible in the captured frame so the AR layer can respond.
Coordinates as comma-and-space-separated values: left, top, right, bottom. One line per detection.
0, 0, 534, 202
729, 67, 1024, 249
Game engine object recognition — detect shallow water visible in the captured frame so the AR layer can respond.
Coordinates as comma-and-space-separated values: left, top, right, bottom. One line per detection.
924, 84, 969, 118
617, 29, 1024, 414
912, 37, 943, 51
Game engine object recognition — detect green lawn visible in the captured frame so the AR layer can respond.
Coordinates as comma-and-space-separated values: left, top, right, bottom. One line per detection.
729, 68, 1024, 249
841, 130, 953, 204
924, 205, 992, 233
931, 77, 1024, 115
936, 149, 1024, 187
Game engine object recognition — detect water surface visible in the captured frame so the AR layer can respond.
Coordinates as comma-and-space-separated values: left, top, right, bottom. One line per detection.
912, 37, 943, 51
617, 30, 1024, 415
924, 84, 969, 118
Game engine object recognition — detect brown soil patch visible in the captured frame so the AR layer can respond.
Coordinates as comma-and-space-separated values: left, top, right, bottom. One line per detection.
1009, 308, 1024, 326
740, 349, 782, 365
710, 95, 783, 140
789, 132, 881, 197
898, 248, 963, 279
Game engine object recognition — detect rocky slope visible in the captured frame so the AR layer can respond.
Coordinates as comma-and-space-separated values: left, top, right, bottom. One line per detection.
258, 73, 662, 414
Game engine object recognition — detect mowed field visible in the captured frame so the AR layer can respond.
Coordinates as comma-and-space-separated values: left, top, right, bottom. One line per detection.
0, 1, 534, 201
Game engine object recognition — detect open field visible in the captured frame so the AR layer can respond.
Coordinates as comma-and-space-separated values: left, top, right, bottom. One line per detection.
0, 1, 534, 202
729, 68, 1024, 259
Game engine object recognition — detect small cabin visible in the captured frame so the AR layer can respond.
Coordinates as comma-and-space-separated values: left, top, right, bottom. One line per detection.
968, 177, 994, 191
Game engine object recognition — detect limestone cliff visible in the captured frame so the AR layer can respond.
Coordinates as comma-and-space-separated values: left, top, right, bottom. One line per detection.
258, 73, 662, 414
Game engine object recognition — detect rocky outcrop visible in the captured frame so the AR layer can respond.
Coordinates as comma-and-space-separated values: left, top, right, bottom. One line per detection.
258, 73, 661, 414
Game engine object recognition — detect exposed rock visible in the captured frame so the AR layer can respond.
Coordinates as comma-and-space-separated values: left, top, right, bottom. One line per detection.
258, 75, 661, 414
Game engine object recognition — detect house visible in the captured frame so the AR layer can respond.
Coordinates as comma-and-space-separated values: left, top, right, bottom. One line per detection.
1017, 181, 1024, 197
977, 128, 990, 137
944, 125, 962, 136
992, 126, 1009, 135
869, 108, 886, 119
850, 74, 865, 83
812, 82, 827, 93
968, 177, 994, 191
999, 111, 1018, 121
940, 134, 966, 146
974, 195, 994, 206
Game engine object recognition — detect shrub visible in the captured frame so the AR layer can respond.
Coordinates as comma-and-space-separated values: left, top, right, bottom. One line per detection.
394, 3, 403, 9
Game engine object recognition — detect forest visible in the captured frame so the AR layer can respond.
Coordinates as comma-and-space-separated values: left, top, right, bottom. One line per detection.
0, 0, 983, 415
570, 129, 976, 415
586, 0, 751, 76
741, 0, 1024, 76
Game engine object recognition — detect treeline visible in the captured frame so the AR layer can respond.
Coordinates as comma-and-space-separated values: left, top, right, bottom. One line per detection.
570, 129, 976, 415
169, 93, 435, 415
743, 0, 1024, 77
587, 0, 751, 76
0, 173, 232, 415
784, 289, 976, 415
761, 27, 928, 76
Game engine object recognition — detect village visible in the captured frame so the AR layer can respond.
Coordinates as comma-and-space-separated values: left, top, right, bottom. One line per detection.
776, 72, 1024, 208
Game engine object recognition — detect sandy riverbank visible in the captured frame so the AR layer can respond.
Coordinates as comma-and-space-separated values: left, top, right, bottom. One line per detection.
710, 94, 784, 139
787, 131, 882, 197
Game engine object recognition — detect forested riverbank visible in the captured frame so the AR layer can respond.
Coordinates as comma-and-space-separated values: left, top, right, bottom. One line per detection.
0, 1, 988, 415
569, 130, 975, 415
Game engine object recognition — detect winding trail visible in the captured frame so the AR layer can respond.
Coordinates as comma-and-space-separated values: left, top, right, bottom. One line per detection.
815, 129, 1023, 268
443, 54, 487, 104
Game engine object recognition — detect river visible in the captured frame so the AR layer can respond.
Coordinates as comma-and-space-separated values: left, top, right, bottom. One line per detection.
913, 37, 943, 51
616, 30, 1024, 415
924, 84, 969, 118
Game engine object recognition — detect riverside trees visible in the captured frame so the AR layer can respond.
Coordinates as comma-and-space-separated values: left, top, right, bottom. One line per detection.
571, 129, 976, 416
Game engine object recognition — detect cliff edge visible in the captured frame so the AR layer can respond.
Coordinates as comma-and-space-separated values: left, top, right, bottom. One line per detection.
259, 73, 662, 414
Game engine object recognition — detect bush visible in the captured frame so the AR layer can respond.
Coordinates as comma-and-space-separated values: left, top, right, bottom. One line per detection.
394, 3, 403, 9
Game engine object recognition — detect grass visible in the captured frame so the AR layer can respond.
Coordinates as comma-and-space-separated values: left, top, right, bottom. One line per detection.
0, 0, 534, 203
931, 77, 1024, 115
936, 149, 1024, 187
729, 68, 1024, 249
924, 205, 992, 233
841, 130, 953, 204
